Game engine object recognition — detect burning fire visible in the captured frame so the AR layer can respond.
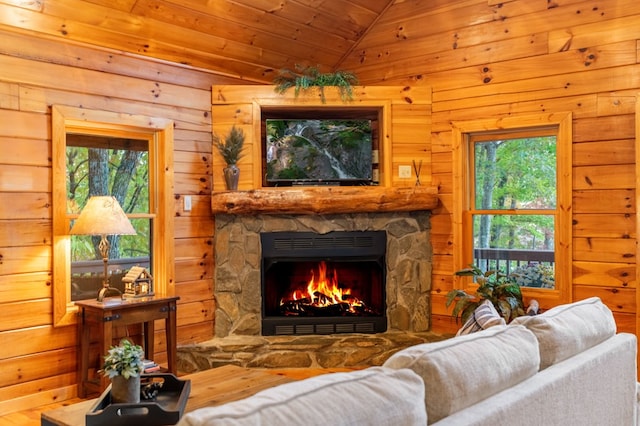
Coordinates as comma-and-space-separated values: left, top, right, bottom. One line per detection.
280, 261, 365, 314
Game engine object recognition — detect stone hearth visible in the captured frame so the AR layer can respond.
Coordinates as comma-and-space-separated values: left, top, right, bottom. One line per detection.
177, 211, 446, 373
177, 331, 449, 372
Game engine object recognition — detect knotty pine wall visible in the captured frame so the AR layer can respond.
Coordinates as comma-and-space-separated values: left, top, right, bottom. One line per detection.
343, 0, 640, 334
0, 29, 245, 414
1, 0, 640, 414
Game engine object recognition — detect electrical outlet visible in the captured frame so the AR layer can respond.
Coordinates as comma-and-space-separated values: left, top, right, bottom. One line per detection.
184, 195, 192, 212
398, 165, 412, 178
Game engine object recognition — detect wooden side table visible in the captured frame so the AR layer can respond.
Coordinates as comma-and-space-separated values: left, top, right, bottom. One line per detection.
75, 295, 179, 397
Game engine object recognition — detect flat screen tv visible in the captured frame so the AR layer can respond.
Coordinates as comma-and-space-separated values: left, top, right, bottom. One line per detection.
264, 118, 374, 186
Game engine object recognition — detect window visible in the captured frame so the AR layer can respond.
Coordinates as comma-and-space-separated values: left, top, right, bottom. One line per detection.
452, 113, 572, 305
52, 106, 175, 326
470, 130, 556, 287
66, 134, 153, 301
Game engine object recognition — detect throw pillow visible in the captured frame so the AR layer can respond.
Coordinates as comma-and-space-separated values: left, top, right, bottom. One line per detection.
383, 324, 540, 424
456, 299, 506, 336
177, 367, 427, 426
511, 296, 616, 369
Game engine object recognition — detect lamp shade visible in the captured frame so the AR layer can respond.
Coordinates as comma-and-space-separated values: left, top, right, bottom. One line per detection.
70, 196, 136, 236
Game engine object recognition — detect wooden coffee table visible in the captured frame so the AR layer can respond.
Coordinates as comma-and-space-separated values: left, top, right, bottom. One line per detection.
41, 365, 347, 426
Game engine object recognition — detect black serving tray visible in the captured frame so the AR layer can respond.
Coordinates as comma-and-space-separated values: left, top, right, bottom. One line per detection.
86, 374, 191, 426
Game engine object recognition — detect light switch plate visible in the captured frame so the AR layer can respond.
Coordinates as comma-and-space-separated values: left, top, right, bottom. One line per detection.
184, 195, 192, 211
398, 165, 412, 178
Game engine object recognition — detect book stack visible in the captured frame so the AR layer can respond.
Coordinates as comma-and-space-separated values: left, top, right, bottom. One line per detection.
143, 359, 161, 373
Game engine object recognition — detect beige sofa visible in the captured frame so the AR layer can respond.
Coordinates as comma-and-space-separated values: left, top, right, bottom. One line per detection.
178, 297, 637, 425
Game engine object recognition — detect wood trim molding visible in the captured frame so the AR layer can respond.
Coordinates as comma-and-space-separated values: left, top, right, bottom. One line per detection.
635, 94, 640, 342
450, 112, 572, 307
211, 186, 438, 215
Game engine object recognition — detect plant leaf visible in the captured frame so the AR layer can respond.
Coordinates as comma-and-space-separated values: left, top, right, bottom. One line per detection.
445, 289, 469, 307
272, 65, 358, 103
450, 264, 526, 324
460, 302, 479, 324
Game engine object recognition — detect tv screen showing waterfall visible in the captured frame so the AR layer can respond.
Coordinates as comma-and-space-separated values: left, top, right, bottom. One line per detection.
265, 118, 373, 186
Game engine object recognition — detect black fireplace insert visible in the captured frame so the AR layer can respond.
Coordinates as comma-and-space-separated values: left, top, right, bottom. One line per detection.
260, 231, 387, 335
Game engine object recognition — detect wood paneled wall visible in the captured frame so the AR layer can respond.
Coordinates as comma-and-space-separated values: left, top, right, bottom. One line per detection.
0, 29, 243, 413
1, 0, 640, 414
344, 0, 640, 334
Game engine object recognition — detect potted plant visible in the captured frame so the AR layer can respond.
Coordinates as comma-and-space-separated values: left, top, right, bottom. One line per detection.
102, 339, 145, 403
446, 265, 525, 324
213, 125, 245, 190
273, 64, 358, 103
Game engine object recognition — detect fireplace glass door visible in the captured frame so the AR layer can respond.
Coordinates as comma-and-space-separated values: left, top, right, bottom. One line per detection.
261, 231, 387, 335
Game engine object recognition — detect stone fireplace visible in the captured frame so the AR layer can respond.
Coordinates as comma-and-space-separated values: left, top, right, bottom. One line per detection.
214, 212, 432, 338
176, 187, 448, 372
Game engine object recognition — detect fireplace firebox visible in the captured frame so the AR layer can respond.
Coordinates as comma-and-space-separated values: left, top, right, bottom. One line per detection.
260, 231, 387, 335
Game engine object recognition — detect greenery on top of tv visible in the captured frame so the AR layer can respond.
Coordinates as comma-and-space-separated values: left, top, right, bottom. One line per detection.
273, 65, 358, 103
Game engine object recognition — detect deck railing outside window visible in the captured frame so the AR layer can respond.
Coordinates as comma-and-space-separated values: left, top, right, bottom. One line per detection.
473, 248, 555, 288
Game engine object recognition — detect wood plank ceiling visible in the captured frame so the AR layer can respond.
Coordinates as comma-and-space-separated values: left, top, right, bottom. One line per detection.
1, 0, 395, 83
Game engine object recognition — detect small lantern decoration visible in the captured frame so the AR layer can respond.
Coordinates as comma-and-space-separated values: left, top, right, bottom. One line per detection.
122, 266, 154, 298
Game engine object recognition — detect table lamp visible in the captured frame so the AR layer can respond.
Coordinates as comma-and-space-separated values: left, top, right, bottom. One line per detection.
70, 196, 137, 301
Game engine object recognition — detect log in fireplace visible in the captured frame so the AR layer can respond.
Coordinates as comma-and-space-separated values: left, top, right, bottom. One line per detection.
260, 231, 387, 335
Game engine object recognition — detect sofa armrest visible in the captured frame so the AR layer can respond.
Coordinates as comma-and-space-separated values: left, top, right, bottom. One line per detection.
636, 382, 640, 426
433, 333, 637, 426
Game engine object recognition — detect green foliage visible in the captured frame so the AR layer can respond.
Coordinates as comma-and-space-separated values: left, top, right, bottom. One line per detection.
276, 164, 308, 179
265, 119, 371, 181
101, 339, 145, 379
267, 119, 287, 140
66, 144, 150, 262
291, 136, 307, 148
473, 136, 556, 251
213, 125, 245, 165
510, 263, 555, 288
446, 265, 525, 324
475, 137, 556, 211
273, 65, 358, 103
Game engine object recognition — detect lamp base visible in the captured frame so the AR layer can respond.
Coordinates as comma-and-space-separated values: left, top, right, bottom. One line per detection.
97, 285, 123, 302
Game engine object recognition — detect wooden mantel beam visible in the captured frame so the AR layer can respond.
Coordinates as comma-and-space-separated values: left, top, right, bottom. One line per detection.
211, 186, 439, 215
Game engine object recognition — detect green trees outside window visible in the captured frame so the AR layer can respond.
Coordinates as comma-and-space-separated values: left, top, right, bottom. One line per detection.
66, 135, 152, 300
470, 134, 557, 288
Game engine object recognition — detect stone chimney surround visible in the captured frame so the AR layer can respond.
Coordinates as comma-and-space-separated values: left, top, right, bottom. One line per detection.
177, 187, 448, 372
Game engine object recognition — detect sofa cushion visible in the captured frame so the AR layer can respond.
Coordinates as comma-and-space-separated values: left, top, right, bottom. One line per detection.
456, 299, 506, 336
511, 296, 616, 370
383, 324, 539, 424
176, 367, 427, 426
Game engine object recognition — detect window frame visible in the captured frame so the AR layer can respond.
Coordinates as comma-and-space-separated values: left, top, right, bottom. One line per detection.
52, 105, 175, 326
452, 113, 572, 307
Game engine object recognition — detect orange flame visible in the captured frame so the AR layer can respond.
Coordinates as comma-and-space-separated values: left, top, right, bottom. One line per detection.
283, 261, 364, 309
